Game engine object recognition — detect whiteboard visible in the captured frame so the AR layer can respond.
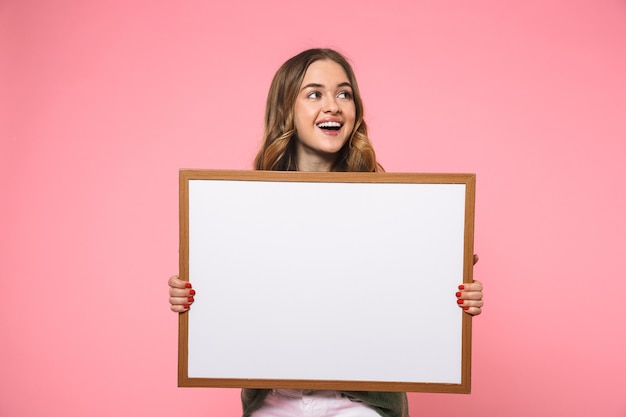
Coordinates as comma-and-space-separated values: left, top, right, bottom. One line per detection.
178, 170, 475, 393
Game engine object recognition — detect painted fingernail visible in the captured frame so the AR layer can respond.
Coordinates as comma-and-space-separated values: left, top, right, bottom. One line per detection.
458, 285, 465, 290
456, 292, 462, 298
189, 289, 196, 296
457, 299, 464, 305
463, 306, 470, 310
188, 296, 194, 302
185, 282, 192, 288
183, 305, 190, 309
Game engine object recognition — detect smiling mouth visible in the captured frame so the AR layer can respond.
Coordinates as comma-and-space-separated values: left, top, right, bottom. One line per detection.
316, 121, 342, 131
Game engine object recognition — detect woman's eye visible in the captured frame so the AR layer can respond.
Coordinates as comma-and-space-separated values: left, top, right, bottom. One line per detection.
338, 91, 352, 99
307, 91, 321, 99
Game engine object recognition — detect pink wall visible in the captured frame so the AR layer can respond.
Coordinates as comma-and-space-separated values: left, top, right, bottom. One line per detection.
2, 1, 625, 416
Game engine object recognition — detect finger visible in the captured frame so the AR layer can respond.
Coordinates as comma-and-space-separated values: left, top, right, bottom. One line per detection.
170, 303, 191, 313
460, 298, 484, 308
169, 287, 196, 298
458, 280, 483, 292
463, 306, 482, 316
457, 292, 483, 302
456, 284, 484, 306
457, 298, 484, 311
473, 254, 479, 265
169, 295, 195, 307
168, 275, 192, 289
457, 283, 483, 300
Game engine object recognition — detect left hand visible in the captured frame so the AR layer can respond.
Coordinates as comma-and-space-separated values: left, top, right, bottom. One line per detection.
456, 254, 484, 316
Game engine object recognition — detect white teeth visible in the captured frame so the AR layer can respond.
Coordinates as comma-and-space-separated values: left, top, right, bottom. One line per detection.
316, 121, 342, 128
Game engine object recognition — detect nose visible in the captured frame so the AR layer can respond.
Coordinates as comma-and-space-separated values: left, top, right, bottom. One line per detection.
323, 97, 341, 114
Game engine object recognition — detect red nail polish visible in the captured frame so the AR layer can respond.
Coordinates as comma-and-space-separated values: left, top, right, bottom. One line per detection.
458, 284, 465, 290
457, 299, 464, 305
188, 296, 194, 302
456, 292, 462, 297
189, 289, 196, 296
185, 282, 192, 288
183, 304, 190, 309
463, 306, 470, 310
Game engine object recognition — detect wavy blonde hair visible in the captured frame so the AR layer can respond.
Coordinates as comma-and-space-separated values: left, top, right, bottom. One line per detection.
254, 48, 382, 172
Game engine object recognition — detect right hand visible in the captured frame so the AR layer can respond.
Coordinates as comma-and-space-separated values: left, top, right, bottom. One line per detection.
168, 275, 195, 312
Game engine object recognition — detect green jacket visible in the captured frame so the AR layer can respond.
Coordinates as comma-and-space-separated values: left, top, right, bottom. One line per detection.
241, 389, 409, 417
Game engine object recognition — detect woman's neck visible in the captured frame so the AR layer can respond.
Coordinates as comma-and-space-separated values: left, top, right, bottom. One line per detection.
296, 149, 336, 172
298, 160, 333, 172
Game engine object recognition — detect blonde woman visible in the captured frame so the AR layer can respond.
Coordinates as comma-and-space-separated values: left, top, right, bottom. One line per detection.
169, 48, 484, 417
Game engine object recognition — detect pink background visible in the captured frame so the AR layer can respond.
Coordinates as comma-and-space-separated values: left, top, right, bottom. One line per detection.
2, 1, 625, 416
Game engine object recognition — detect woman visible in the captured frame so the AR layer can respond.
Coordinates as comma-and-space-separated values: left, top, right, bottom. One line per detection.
169, 48, 484, 417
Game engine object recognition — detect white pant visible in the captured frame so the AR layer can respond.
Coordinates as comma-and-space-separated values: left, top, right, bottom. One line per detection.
250, 390, 380, 417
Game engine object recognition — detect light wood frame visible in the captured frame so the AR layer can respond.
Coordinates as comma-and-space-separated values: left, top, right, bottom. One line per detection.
178, 170, 475, 393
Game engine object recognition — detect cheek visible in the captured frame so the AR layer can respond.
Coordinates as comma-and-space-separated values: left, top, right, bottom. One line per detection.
345, 105, 357, 128
294, 103, 316, 126
293, 108, 306, 133
345, 103, 356, 121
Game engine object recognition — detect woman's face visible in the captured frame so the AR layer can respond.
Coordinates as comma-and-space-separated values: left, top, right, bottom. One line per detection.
293, 59, 356, 171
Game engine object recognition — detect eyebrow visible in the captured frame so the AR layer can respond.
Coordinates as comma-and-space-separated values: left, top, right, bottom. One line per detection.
300, 82, 353, 91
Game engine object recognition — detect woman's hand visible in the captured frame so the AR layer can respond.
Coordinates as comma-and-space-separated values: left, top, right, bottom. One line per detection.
168, 275, 195, 312
456, 254, 484, 316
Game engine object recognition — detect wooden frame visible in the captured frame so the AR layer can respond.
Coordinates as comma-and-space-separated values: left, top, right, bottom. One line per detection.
178, 170, 475, 393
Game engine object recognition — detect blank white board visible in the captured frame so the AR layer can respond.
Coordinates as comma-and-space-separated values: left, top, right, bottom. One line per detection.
178, 170, 475, 393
